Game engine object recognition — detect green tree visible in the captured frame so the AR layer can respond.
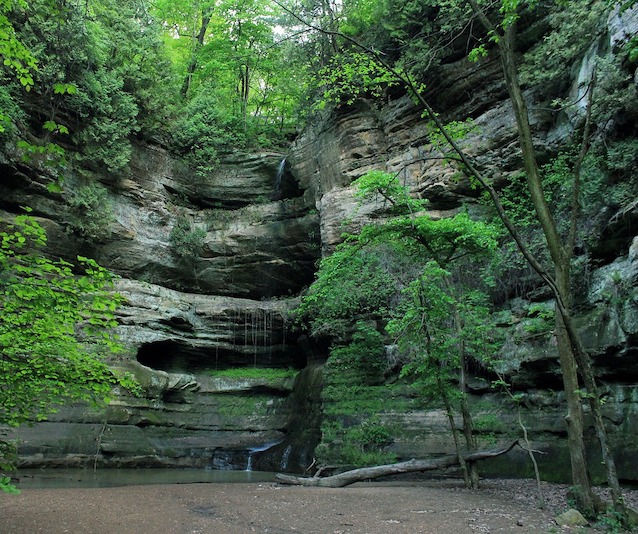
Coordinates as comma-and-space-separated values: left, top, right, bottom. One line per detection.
297, 0, 635, 518
156, 0, 303, 157
466, 0, 630, 518
0, 212, 136, 493
0, 0, 36, 89
299, 171, 499, 487
389, 263, 498, 488
4, 0, 175, 172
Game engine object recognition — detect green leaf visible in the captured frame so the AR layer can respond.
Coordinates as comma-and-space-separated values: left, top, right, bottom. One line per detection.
47, 181, 63, 194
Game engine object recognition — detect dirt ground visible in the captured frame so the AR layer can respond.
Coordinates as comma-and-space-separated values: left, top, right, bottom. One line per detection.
5, 477, 631, 534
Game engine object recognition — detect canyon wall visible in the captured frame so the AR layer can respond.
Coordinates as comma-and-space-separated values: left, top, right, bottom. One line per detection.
3, 5, 638, 480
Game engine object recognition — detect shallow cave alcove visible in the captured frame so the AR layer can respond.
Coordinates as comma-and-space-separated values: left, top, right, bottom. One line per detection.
136, 338, 307, 374
136, 339, 210, 373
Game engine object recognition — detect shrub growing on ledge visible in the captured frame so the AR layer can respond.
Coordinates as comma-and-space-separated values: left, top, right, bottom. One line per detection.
169, 214, 206, 263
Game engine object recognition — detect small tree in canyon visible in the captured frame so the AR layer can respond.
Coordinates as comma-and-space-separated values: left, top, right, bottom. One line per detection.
0, 213, 138, 494
299, 170, 500, 488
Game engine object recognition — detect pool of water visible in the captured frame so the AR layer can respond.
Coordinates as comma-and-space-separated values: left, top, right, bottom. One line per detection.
13, 468, 277, 489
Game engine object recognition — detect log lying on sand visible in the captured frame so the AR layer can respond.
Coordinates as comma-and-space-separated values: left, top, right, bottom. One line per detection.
276, 441, 520, 488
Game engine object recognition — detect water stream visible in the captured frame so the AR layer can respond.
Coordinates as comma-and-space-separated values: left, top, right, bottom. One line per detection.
14, 468, 277, 489
273, 158, 286, 200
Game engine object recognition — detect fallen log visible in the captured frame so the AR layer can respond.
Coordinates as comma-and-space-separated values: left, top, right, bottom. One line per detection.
275, 441, 520, 487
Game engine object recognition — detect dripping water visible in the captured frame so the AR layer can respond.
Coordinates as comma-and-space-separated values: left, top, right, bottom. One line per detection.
280, 445, 292, 471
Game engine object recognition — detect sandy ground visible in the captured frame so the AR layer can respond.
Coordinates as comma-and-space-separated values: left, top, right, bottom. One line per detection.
0, 477, 604, 534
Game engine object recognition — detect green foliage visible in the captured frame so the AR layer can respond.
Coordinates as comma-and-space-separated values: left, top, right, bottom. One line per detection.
169, 214, 206, 263
604, 138, 638, 176
353, 169, 427, 213
296, 242, 400, 339
360, 0, 472, 84
69, 68, 139, 173
314, 51, 398, 108
520, 302, 555, 338
318, 321, 406, 466
0, 211, 137, 474
205, 367, 298, 381
301, 171, 500, 466
155, 0, 303, 152
0, 78, 25, 137
595, 506, 635, 533
316, 418, 397, 467
521, 1, 611, 92
481, 150, 584, 300
427, 118, 478, 152
4, 0, 177, 172
0, 438, 19, 494
590, 54, 638, 124
172, 90, 246, 175
0, 475, 20, 494
301, 169, 499, 347
0, 0, 37, 91
324, 321, 388, 386
65, 181, 115, 241
391, 263, 501, 401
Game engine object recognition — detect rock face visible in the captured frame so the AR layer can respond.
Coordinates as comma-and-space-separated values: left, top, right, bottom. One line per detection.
3, 6, 638, 481
285, 7, 638, 482
2, 144, 322, 472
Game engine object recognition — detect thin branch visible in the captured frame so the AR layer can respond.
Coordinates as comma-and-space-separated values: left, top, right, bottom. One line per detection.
568, 66, 597, 256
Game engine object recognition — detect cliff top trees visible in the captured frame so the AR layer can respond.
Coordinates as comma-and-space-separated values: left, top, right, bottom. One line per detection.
1, 0, 309, 176
155, 0, 308, 164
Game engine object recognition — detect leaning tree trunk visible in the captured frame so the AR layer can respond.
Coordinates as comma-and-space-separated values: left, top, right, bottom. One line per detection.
466, 0, 603, 515
276, 442, 519, 488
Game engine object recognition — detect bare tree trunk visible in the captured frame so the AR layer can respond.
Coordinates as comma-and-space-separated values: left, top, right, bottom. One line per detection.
455, 309, 480, 489
181, 7, 213, 99
276, 442, 519, 487
465, 0, 602, 516
440, 377, 472, 488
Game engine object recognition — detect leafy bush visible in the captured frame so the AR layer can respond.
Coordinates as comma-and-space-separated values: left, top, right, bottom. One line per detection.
66, 181, 115, 241
323, 322, 388, 386
0, 211, 138, 492
172, 90, 246, 176
0, 80, 25, 140
169, 214, 206, 262
70, 69, 139, 173
316, 419, 397, 468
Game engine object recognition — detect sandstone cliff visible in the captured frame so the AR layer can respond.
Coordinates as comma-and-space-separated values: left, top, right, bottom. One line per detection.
2, 5, 638, 481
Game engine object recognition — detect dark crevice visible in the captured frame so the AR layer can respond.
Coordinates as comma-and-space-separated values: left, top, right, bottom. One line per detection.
136, 339, 305, 374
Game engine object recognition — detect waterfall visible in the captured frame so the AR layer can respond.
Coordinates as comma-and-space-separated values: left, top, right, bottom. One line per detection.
244, 439, 284, 472
274, 158, 286, 199
280, 444, 292, 471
